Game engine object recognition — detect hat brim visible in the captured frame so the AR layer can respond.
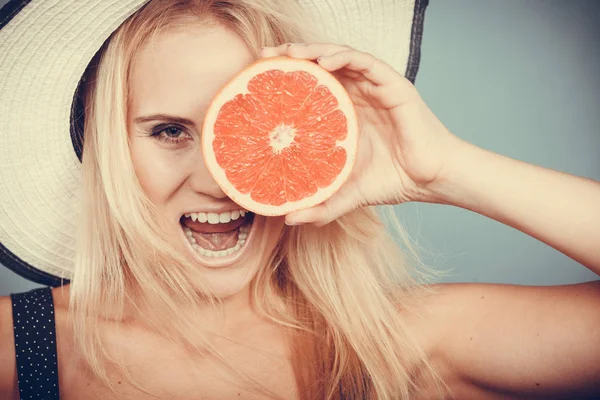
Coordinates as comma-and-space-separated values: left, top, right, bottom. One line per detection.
0, 0, 428, 286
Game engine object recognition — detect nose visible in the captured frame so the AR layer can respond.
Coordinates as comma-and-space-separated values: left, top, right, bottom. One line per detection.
187, 149, 227, 199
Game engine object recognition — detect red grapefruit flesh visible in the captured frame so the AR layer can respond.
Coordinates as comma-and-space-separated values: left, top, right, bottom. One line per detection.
202, 56, 358, 216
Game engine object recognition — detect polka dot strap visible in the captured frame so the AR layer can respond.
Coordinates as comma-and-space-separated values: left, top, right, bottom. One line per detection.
10, 288, 60, 400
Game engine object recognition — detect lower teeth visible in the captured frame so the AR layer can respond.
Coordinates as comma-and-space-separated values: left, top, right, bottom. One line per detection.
183, 225, 249, 258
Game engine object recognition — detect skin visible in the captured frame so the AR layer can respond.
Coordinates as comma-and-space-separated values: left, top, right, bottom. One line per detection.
1, 23, 600, 399
128, 23, 285, 299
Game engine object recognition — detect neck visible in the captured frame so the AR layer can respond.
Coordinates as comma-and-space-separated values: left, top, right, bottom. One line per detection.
128, 283, 256, 326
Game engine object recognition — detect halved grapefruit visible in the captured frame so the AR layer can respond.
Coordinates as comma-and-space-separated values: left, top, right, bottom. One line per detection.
202, 56, 358, 216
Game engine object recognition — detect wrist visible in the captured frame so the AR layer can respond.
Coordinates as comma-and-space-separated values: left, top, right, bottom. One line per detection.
411, 134, 475, 206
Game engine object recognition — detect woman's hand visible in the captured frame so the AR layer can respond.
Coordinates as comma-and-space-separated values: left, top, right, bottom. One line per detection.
260, 43, 457, 226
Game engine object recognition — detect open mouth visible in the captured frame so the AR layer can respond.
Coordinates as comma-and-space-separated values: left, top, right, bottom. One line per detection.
180, 209, 255, 259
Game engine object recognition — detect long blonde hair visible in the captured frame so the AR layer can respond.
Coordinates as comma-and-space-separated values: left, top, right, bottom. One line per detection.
72, 0, 446, 398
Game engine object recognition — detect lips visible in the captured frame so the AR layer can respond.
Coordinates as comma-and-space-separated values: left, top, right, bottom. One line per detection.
180, 212, 255, 253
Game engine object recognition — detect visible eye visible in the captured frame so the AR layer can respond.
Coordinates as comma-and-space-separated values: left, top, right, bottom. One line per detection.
163, 126, 183, 137
149, 124, 193, 145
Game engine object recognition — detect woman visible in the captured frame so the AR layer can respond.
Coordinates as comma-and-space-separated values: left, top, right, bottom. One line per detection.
0, 0, 598, 399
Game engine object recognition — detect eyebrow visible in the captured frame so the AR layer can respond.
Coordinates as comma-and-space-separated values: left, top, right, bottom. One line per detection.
133, 114, 196, 126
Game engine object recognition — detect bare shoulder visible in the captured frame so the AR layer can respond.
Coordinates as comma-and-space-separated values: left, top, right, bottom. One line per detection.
0, 295, 18, 400
50, 285, 70, 312
412, 281, 600, 399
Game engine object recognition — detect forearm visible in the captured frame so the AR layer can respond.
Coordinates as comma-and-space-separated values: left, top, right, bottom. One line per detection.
420, 135, 600, 274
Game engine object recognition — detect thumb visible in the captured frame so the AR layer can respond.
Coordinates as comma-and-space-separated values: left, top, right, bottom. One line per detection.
285, 183, 361, 226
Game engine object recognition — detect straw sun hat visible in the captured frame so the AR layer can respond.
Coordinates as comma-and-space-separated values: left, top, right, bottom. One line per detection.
0, 0, 429, 286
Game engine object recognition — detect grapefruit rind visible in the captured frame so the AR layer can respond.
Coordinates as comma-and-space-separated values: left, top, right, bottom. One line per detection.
202, 56, 358, 216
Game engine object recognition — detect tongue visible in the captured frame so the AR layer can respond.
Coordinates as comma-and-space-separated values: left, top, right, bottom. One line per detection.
193, 230, 239, 251
181, 215, 246, 251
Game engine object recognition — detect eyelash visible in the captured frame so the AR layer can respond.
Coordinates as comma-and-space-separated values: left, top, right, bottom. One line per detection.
149, 124, 193, 145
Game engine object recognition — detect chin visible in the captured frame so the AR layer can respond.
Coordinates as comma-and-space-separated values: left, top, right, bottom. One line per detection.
187, 265, 256, 298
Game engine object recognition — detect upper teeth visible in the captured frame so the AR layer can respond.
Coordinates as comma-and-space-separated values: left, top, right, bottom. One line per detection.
184, 210, 247, 224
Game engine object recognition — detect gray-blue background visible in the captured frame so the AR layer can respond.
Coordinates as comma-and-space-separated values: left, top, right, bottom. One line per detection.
1, 0, 598, 295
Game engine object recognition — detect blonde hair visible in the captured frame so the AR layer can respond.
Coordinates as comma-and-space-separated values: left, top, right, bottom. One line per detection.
72, 0, 447, 398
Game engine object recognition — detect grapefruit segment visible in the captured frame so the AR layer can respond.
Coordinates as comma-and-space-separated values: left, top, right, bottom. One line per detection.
250, 156, 286, 206
223, 147, 272, 194
282, 153, 318, 202
214, 95, 268, 137
247, 69, 284, 119
281, 71, 318, 125
293, 85, 338, 126
213, 135, 269, 168
295, 109, 348, 141
202, 56, 358, 216
294, 131, 337, 152
299, 147, 348, 188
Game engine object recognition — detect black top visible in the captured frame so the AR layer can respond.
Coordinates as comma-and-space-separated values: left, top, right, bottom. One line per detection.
10, 287, 60, 399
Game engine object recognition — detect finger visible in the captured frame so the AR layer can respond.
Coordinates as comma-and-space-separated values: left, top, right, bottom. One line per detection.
336, 69, 364, 81
286, 42, 352, 61
316, 50, 400, 86
260, 42, 294, 58
285, 183, 361, 227
285, 203, 332, 227
261, 42, 352, 60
